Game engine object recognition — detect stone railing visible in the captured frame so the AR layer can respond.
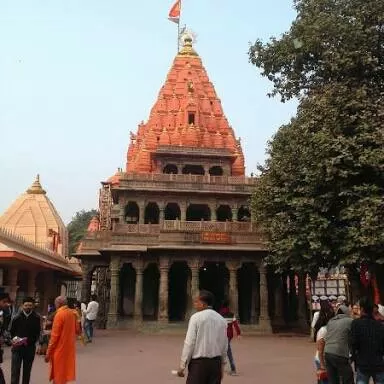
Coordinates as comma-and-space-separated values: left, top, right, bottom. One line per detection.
114, 223, 161, 234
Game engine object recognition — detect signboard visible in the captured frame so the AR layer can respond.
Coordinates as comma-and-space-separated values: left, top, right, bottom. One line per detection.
201, 232, 232, 244
310, 278, 348, 310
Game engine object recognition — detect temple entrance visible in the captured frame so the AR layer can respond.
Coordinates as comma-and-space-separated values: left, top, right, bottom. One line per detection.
216, 205, 232, 222
119, 264, 136, 317
199, 262, 229, 310
186, 204, 211, 221
238, 206, 251, 222
144, 202, 160, 224
182, 164, 205, 175
168, 262, 189, 321
142, 264, 159, 320
125, 202, 139, 223
163, 164, 178, 174
209, 166, 223, 176
165, 203, 181, 220
238, 263, 258, 324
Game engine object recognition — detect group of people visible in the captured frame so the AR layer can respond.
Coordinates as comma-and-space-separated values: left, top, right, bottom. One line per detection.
176, 291, 241, 384
313, 297, 384, 384
0, 292, 99, 384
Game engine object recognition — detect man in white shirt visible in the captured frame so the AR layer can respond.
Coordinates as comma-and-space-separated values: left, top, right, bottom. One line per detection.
177, 290, 228, 384
83, 295, 99, 343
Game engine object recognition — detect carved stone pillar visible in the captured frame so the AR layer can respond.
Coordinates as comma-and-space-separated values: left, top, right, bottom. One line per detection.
181, 203, 187, 222
133, 260, 144, 323
211, 205, 217, 221
187, 259, 200, 319
231, 207, 238, 222
226, 261, 240, 316
107, 256, 121, 328
27, 270, 37, 298
258, 262, 272, 332
158, 258, 170, 322
159, 205, 165, 224
81, 263, 93, 303
273, 274, 285, 327
8, 267, 19, 303
138, 202, 145, 225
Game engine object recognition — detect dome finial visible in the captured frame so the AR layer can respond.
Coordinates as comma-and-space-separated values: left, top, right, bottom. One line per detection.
27, 174, 46, 195
179, 30, 198, 56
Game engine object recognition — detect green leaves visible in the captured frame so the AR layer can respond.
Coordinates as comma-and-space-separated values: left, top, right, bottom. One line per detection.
250, 0, 384, 273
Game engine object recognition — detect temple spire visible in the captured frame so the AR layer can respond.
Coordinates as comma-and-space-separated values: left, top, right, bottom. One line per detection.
27, 174, 46, 195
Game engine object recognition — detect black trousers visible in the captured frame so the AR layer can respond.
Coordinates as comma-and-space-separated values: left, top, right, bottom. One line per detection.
325, 352, 354, 384
187, 357, 222, 384
0, 367, 5, 384
11, 345, 36, 384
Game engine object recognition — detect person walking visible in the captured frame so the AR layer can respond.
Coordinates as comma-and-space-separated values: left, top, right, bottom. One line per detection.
0, 292, 11, 384
83, 295, 99, 343
218, 300, 241, 376
9, 297, 41, 384
324, 305, 354, 384
45, 296, 76, 384
177, 290, 228, 384
351, 297, 384, 384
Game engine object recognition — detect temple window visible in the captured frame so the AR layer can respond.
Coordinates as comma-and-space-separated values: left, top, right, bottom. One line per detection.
186, 204, 211, 221
209, 166, 224, 176
238, 206, 251, 222
144, 202, 160, 224
182, 164, 205, 175
164, 203, 181, 220
125, 202, 139, 224
216, 205, 232, 222
163, 164, 178, 174
188, 112, 195, 125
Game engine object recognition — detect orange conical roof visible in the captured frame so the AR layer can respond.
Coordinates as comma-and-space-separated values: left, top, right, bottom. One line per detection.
87, 216, 100, 232
125, 33, 245, 175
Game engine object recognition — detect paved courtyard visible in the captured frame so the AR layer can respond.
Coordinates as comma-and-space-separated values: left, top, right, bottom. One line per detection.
2, 331, 316, 383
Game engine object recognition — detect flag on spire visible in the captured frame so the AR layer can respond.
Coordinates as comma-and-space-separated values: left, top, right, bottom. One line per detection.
168, 0, 181, 24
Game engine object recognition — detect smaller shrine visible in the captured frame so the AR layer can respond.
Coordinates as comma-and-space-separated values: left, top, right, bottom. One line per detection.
0, 175, 81, 311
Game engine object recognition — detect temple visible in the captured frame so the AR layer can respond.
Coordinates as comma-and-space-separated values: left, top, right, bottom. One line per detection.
75, 34, 275, 331
0, 175, 81, 311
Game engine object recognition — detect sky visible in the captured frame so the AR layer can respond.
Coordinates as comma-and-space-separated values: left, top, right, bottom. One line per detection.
0, 0, 297, 224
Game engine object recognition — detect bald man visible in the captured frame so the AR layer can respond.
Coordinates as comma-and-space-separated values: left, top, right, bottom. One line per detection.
45, 297, 76, 384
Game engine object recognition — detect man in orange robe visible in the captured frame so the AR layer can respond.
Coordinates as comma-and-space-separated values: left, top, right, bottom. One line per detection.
45, 296, 76, 384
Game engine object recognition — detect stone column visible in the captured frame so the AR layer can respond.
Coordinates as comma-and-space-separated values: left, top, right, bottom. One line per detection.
107, 256, 121, 328
133, 260, 144, 323
211, 204, 217, 221
8, 267, 19, 303
258, 262, 272, 332
181, 203, 187, 222
158, 258, 170, 323
27, 270, 38, 298
138, 202, 145, 224
159, 205, 165, 224
226, 261, 240, 316
187, 259, 200, 319
81, 263, 93, 303
273, 274, 285, 327
231, 207, 238, 222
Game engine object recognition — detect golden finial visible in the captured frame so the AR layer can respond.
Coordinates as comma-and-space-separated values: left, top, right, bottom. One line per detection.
178, 31, 198, 57
27, 174, 46, 195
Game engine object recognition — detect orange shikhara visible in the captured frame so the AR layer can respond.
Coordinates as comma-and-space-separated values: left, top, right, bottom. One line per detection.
125, 35, 245, 176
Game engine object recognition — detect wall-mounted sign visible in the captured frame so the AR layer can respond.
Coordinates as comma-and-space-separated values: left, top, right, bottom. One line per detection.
201, 232, 232, 244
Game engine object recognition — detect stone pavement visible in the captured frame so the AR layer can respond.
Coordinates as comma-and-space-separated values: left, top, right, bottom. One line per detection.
1, 331, 316, 383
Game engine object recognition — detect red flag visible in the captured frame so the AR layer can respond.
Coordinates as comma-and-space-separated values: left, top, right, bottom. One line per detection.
168, 0, 181, 24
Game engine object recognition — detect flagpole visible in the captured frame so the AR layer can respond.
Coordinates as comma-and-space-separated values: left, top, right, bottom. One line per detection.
177, 0, 182, 53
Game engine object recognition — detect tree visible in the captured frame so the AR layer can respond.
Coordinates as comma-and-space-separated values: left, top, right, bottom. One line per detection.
249, 0, 384, 273
67, 209, 98, 255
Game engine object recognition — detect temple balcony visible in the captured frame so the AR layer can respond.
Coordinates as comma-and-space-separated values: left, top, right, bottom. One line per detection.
114, 173, 257, 195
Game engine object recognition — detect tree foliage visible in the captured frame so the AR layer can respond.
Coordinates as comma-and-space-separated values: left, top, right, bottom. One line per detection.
249, 0, 384, 273
67, 209, 98, 255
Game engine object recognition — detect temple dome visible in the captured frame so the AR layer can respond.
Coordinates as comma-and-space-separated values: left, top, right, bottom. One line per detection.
0, 175, 68, 257
125, 34, 245, 175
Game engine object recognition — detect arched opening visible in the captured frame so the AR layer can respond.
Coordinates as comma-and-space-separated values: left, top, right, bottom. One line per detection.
238, 206, 251, 222
238, 263, 258, 324
119, 263, 136, 318
125, 202, 139, 224
209, 166, 224, 176
199, 262, 229, 311
144, 202, 160, 224
142, 264, 159, 320
163, 164, 178, 174
216, 205, 232, 222
182, 164, 205, 175
186, 204, 211, 221
168, 262, 189, 321
165, 203, 181, 220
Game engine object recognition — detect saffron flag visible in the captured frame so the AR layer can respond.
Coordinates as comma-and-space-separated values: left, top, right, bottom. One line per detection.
168, 0, 181, 24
